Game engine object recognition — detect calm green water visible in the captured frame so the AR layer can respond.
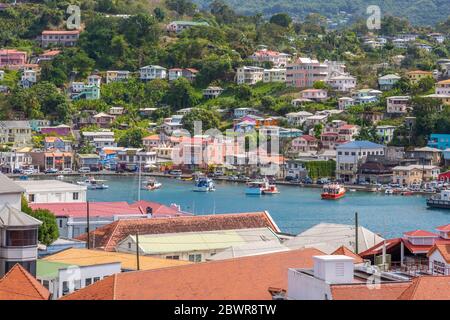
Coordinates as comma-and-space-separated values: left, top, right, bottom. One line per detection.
77, 175, 450, 238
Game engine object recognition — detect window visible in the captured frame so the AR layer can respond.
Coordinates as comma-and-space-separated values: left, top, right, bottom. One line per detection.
59, 219, 63, 228
188, 254, 202, 262
42, 280, 49, 289
6, 229, 37, 246
166, 255, 180, 260
28, 194, 35, 203
73, 192, 79, 200
85, 278, 92, 286
93, 277, 100, 283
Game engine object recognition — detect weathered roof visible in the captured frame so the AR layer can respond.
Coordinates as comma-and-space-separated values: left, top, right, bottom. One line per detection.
62, 248, 324, 300
397, 276, 450, 300
0, 204, 42, 228
76, 212, 281, 251
42, 248, 191, 271
337, 140, 385, 150
331, 282, 411, 300
0, 264, 50, 300
37, 260, 74, 279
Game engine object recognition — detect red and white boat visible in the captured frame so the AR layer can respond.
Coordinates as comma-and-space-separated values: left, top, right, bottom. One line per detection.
321, 183, 346, 200
263, 184, 280, 194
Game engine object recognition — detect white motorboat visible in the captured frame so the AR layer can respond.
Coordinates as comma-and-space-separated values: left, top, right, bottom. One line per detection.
193, 177, 215, 192
77, 177, 109, 190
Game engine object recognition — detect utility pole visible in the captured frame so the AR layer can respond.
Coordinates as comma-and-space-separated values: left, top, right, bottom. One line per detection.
136, 232, 140, 271
355, 212, 359, 254
86, 200, 90, 249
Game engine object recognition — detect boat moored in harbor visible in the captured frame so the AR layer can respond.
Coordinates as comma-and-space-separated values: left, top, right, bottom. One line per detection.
77, 177, 109, 190
142, 178, 162, 191
245, 178, 270, 195
262, 184, 280, 195
321, 183, 346, 200
193, 177, 215, 192
427, 189, 450, 208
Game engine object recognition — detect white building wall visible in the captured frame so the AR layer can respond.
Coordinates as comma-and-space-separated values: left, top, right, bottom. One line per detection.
428, 250, 450, 276
287, 269, 332, 300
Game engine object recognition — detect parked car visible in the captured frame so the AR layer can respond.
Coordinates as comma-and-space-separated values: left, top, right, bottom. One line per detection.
24, 168, 36, 175
78, 167, 91, 173
13, 169, 23, 174
60, 168, 73, 174
285, 176, 295, 181
169, 169, 182, 176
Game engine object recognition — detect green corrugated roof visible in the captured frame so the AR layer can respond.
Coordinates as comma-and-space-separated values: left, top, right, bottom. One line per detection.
37, 260, 75, 279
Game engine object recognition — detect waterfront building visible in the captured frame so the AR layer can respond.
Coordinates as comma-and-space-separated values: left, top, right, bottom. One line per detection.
76, 154, 100, 170
41, 30, 80, 47
0, 152, 33, 173
36, 260, 121, 299
82, 130, 116, 151
235, 66, 264, 85
0, 264, 50, 300
391, 165, 440, 185
116, 148, 156, 171
44, 137, 72, 152
116, 228, 282, 262
62, 248, 322, 300
16, 180, 87, 204
336, 140, 385, 184
0, 120, 32, 148
28, 151, 73, 171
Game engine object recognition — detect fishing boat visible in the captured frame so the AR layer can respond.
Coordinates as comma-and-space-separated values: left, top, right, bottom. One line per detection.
193, 177, 215, 192
245, 178, 270, 195
427, 190, 450, 209
385, 188, 394, 195
77, 177, 109, 190
321, 183, 346, 200
142, 178, 162, 191
262, 184, 280, 195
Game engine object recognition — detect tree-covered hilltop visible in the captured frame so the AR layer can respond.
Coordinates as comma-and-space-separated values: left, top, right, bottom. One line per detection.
194, 0, 450, 26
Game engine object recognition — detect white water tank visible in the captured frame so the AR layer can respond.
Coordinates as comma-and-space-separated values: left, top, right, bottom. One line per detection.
313, 255, 354, 284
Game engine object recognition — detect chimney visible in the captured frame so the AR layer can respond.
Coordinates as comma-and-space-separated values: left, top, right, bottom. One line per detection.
313, 255, 354, 284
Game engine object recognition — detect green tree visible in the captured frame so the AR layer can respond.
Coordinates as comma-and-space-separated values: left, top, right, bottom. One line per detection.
182, 108, 220, 134
165, 78, 198, 110
30, 209, 59, 245
269, 13, 292, 28
153, 7, 165, 22
118, 127, 146, 148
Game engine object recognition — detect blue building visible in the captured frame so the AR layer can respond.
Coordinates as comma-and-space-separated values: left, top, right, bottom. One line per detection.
427, 134, 450, 150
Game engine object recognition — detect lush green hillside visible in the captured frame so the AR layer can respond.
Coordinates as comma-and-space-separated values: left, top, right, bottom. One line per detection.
194, 0, 450, 26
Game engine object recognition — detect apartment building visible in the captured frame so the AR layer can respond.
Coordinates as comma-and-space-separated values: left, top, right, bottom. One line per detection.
0, 49, 27, 67
41, 30, 80, 47
387, 96, 411, 114
263, 68, 286, 83
249, 49, 290, 67
106, 70, 130, 84
139, 65, 167, 81
236, 66, 264, 85
0, 121, 32, 148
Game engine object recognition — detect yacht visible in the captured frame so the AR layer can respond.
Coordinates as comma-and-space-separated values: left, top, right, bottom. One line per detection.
245, 178, 270, 195
193, 177, 215, 192
77, 177, 109, 190
142, 178, 162, 191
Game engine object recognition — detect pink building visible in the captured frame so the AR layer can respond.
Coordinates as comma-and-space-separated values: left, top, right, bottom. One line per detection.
0, 49, 27, 67
286, 57, 328, 88
291, 135, 319, 153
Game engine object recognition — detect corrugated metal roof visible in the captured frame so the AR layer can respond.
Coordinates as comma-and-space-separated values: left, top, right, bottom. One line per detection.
0, 174, 25, 194
0, 204, 42, 228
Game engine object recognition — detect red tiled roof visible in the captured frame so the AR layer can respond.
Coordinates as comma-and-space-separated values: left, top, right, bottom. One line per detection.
142, 134, 160, 141
42, 30, 80, 35
359, 238, 402, 258
76, 211, 280, 251
331, 282, 411, 300
331, 246, 364, 264
437, 224, 450, 232
360, 237, 450, 257
427, 244, 450, 263
404, 230, 438, 237
300, 134, 317, 142
0, 264, 50, 300
30, 201, 184, 219
62, 248, 323, 300
397, 276, 450, 300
